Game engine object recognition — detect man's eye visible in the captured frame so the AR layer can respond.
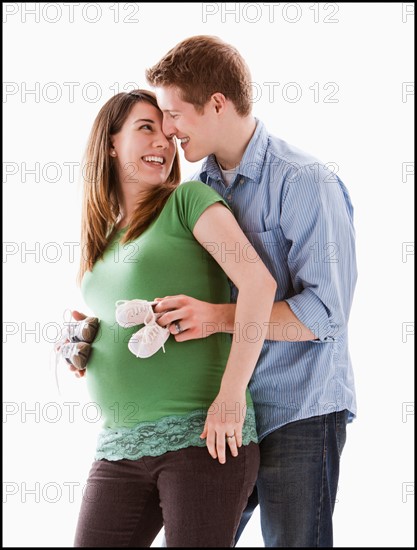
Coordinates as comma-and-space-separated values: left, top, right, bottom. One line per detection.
170, 114, 179, 120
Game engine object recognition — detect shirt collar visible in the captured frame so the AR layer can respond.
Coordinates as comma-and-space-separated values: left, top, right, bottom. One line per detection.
199, 118, 268, 185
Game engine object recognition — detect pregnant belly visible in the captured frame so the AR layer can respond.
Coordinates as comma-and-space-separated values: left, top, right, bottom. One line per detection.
85, 326, 230, 429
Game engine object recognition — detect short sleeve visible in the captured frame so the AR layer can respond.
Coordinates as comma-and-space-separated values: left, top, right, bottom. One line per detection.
173, 181, 231, 232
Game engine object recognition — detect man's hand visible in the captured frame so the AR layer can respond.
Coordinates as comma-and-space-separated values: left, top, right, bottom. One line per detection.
153, 295, 220, 342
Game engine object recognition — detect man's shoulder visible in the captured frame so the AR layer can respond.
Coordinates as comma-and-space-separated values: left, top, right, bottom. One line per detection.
265, 132, 323, 169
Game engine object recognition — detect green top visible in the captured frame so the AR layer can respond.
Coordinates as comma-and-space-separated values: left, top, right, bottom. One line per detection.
81, 181, 257, 460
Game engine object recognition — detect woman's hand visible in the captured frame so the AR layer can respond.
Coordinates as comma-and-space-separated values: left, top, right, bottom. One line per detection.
66, 310, 88, 378
200, 388, 247, 464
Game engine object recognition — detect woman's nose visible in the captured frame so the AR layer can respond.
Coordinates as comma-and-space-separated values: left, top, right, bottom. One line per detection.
153, 130, 170, 148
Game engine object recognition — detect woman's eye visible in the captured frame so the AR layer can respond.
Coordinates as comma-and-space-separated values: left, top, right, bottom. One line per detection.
139, 124, 152, 130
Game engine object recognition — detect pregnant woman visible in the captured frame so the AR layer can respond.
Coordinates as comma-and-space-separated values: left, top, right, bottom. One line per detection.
73, 89, 276, 547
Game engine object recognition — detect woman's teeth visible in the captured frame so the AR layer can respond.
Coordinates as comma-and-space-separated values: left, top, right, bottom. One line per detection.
143, 156, 164, 164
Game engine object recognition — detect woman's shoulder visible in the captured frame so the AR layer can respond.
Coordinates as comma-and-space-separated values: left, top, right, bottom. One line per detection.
173, 180, 223, 201
169, 181, 230, 228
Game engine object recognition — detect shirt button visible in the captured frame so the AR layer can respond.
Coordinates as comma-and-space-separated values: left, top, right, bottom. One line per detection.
239, 177, 244, 185
227, 194, 232, 200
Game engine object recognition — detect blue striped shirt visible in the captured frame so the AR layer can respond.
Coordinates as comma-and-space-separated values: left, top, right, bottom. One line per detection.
191, 119, 357, 440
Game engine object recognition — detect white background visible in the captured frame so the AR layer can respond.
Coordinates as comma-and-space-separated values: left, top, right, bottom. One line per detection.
3, 2, 414, 547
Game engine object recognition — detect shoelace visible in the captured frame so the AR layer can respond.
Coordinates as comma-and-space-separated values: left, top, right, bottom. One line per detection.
116, 300, 148, 312
60, 343, 80, 361
116, 299, 153, 325
130, 305, 148, 319
133, 311, 167, 356
142, 324, 164, 345
52, 323, 81, 394
52, 326, 68, 394
54, 325, 71, 351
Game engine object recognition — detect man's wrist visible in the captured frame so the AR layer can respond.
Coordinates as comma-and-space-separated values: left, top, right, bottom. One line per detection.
213, 303, 236, 333
201, 303, 236, 336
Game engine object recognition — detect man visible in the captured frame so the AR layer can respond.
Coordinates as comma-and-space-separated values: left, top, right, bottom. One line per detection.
145, 35, 357, 547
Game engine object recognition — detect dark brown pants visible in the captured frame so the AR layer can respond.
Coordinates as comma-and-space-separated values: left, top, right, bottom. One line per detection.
74, 443, 259, 547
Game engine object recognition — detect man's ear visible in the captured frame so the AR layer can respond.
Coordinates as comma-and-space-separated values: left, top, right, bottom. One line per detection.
211, 93, 227, 114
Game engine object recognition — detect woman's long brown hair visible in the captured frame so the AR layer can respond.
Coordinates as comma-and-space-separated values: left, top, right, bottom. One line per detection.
78, 90, 181, 284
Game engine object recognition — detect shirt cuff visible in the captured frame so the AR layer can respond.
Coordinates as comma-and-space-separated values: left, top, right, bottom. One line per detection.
285, 289, 337, 342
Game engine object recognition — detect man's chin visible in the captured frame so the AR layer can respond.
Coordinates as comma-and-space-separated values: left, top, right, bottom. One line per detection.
184, 150, 205, 163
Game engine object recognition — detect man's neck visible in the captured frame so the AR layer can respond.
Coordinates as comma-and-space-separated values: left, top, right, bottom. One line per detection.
215, 116, 257, 170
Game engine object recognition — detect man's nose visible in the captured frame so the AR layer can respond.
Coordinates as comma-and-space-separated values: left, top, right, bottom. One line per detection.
162, 117, 176, 138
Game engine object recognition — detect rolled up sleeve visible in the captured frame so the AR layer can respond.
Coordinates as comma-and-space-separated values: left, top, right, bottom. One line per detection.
281, 163, 357, 342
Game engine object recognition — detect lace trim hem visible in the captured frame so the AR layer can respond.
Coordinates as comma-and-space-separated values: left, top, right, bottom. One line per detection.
95, 407, 258, 461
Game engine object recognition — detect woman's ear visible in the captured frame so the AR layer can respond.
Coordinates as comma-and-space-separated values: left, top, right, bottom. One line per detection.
109, 137, 117, 157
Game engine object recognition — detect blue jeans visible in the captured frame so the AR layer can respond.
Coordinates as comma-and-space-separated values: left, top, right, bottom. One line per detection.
235, 410, 348, 547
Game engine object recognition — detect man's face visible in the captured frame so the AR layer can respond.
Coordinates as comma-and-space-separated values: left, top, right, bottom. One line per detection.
155, 86, 218, 163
